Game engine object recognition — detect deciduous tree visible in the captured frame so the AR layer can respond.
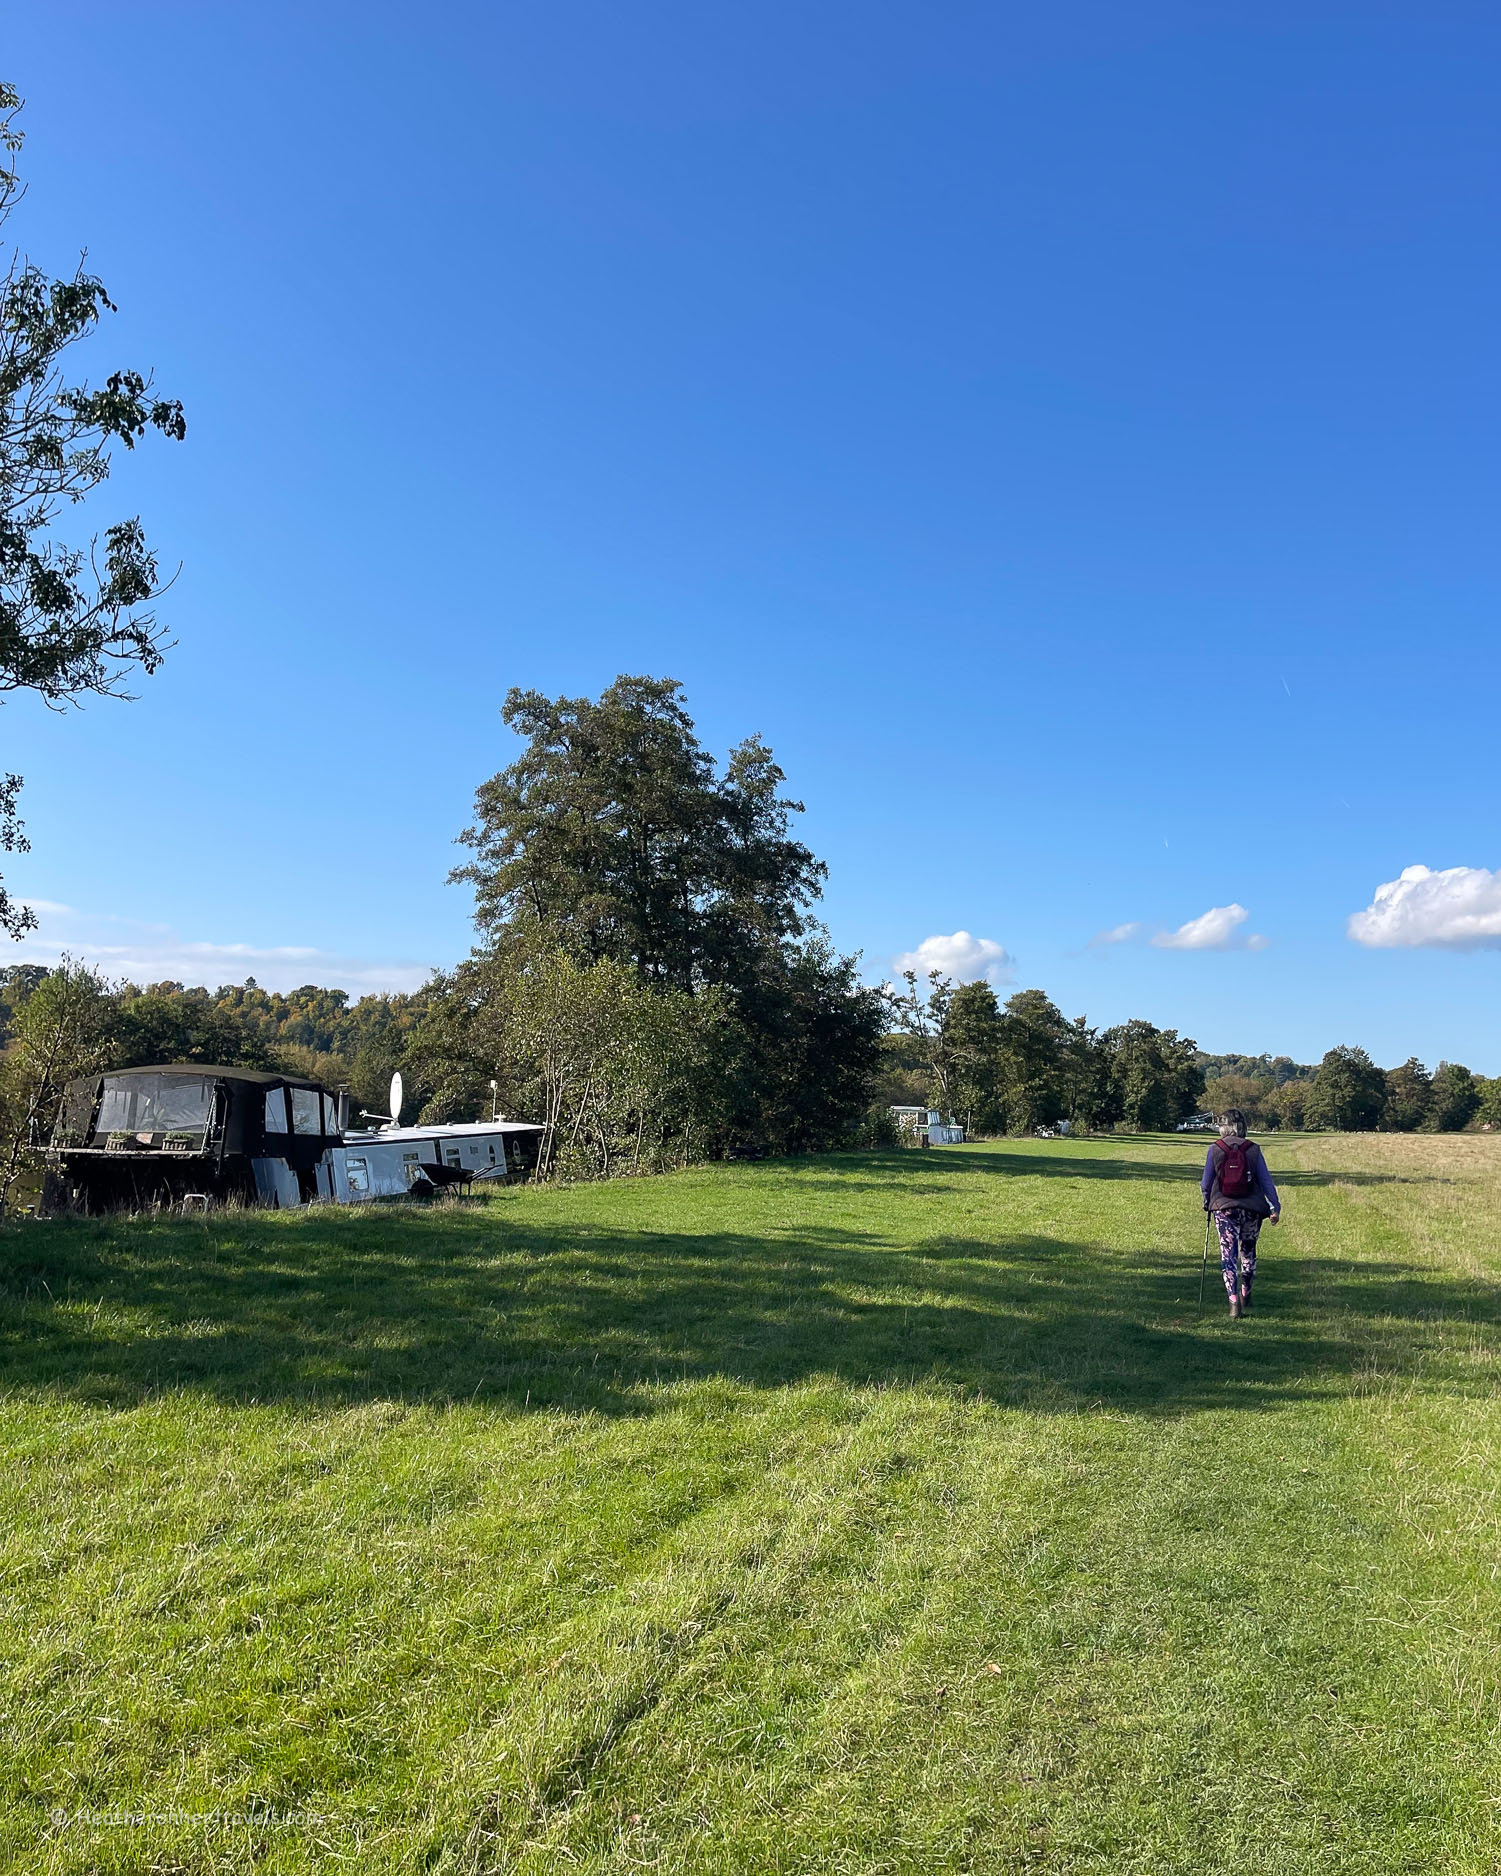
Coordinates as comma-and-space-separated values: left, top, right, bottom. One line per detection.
725, 938, 884, 1153
110, 985, 272, 1070
0, 85, 186, 939
1203, 1072, 1275, 1130
941, 979, 1003, 1133
0, 957, 112, 1208
1261, 1078, 1310, 1131
1380, 1057, 1431, 1133
1424, 1061, 1479, 1133
1098, 1020, 1204, 1132
454, 676, 824, 991
1306, 1046, 1385, 1131
406, 942, 730, 1178
997, 989, 1077, 1134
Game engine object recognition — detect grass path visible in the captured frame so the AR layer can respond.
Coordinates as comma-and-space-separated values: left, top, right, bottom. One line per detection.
1, 1133, 1499, 1873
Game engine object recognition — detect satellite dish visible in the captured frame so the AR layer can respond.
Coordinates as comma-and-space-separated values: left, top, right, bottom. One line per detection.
388, 1071, 404, 1127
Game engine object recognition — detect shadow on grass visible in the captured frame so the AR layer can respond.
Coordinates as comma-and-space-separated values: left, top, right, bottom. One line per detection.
793, 1146, 1440, 1191
904, 1140, 1433, 1185
1, 1180, 1494, 1418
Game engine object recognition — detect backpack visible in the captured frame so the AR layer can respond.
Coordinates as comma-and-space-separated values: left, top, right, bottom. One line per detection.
1217, 1139, 1255, 1199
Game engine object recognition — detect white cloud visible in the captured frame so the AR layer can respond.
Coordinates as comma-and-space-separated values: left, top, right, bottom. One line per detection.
1152, 904, 1267, 952
1090, 921, 1143, 947
7, 905, 437, 995
893, 930, 1014, 985
1347, 864, 1501, 949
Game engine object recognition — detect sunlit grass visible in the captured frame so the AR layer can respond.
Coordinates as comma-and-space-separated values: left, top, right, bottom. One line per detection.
1, 1132, 1499, 1873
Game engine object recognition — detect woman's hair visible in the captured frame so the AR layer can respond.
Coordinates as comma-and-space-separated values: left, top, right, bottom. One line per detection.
1218, 1109, 1248, 1139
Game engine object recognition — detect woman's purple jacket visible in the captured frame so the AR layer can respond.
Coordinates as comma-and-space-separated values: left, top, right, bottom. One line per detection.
1202, 1143, 1281, 1212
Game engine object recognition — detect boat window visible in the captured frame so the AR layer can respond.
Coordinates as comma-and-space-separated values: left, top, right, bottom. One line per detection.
321, 1093, 342, 1134
56, 1080, 100, 1146
290, 1087, 322, 1135
264, 1087, 289, 1136
95, 1082, 135, 1134
346, 1156, 369, 1194
95, 1074, 212, 1136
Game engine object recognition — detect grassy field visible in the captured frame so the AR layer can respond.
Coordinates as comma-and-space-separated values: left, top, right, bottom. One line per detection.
2, 1132, 1499, 1875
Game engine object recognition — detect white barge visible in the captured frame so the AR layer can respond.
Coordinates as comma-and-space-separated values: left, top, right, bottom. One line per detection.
334, 1119, 542, 1201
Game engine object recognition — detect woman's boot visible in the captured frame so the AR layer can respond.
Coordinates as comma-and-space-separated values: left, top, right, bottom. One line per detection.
1228, 1291, 1242, 1319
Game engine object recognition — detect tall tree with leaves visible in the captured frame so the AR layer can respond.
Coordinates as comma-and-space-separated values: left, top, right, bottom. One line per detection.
1202, 1072, 1275, 1131
1261, 1078, 1310, 1131
1060, 1014, 1108, 1131
941, 979, 1004, 1133
452, 676, 880, 1159
1424, 1061, 1479, 1134
0, 83, 185, 938
997, 989, 1079, 1134
1380, 1057, 1431, 1133
1306, 1045, 1386, 1131
725, 938, 885, 1153
108, 986, 271, 1071
1098, 1019, 1204, 1132
454, 676, 824, 991
1474, 1077, 1501, 1132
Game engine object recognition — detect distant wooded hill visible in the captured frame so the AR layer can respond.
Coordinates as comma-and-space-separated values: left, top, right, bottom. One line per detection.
0, 967, 426, 1114
1194, 1052, 1315, 1086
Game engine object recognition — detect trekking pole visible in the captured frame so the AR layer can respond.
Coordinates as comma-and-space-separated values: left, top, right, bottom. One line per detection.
1198, 1209, 1211, 1308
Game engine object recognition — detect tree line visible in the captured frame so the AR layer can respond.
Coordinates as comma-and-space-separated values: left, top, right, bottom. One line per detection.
875, 977, 1205, 1136
0, 966, 423, 1103
1207, 1045, 1496, 1135
3, 672, 1496, 1204
876, 995, 1498, 1139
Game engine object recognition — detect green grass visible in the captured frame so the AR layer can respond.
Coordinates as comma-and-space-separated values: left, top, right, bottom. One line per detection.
2, 1132, 1499, 1874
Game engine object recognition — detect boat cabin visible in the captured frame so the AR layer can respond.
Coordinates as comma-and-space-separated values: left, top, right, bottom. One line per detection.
47, 1064, 348, 1212
45, 1064, 545, 1213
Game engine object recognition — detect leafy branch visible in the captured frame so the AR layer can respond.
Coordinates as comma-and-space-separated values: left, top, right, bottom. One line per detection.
0, 81, 186, 938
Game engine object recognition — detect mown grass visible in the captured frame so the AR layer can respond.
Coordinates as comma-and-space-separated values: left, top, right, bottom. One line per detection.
1, 1132, 1499, 1874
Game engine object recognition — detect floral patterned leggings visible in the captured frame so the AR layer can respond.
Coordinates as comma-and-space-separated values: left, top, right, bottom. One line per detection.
1214, 1207, 1263, 1301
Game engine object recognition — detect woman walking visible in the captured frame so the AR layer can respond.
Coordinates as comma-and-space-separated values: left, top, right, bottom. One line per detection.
1202, 1108, 1280, 1319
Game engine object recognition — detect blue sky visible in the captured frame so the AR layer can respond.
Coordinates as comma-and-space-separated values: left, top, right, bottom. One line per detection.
6, 1, 1501, 1068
